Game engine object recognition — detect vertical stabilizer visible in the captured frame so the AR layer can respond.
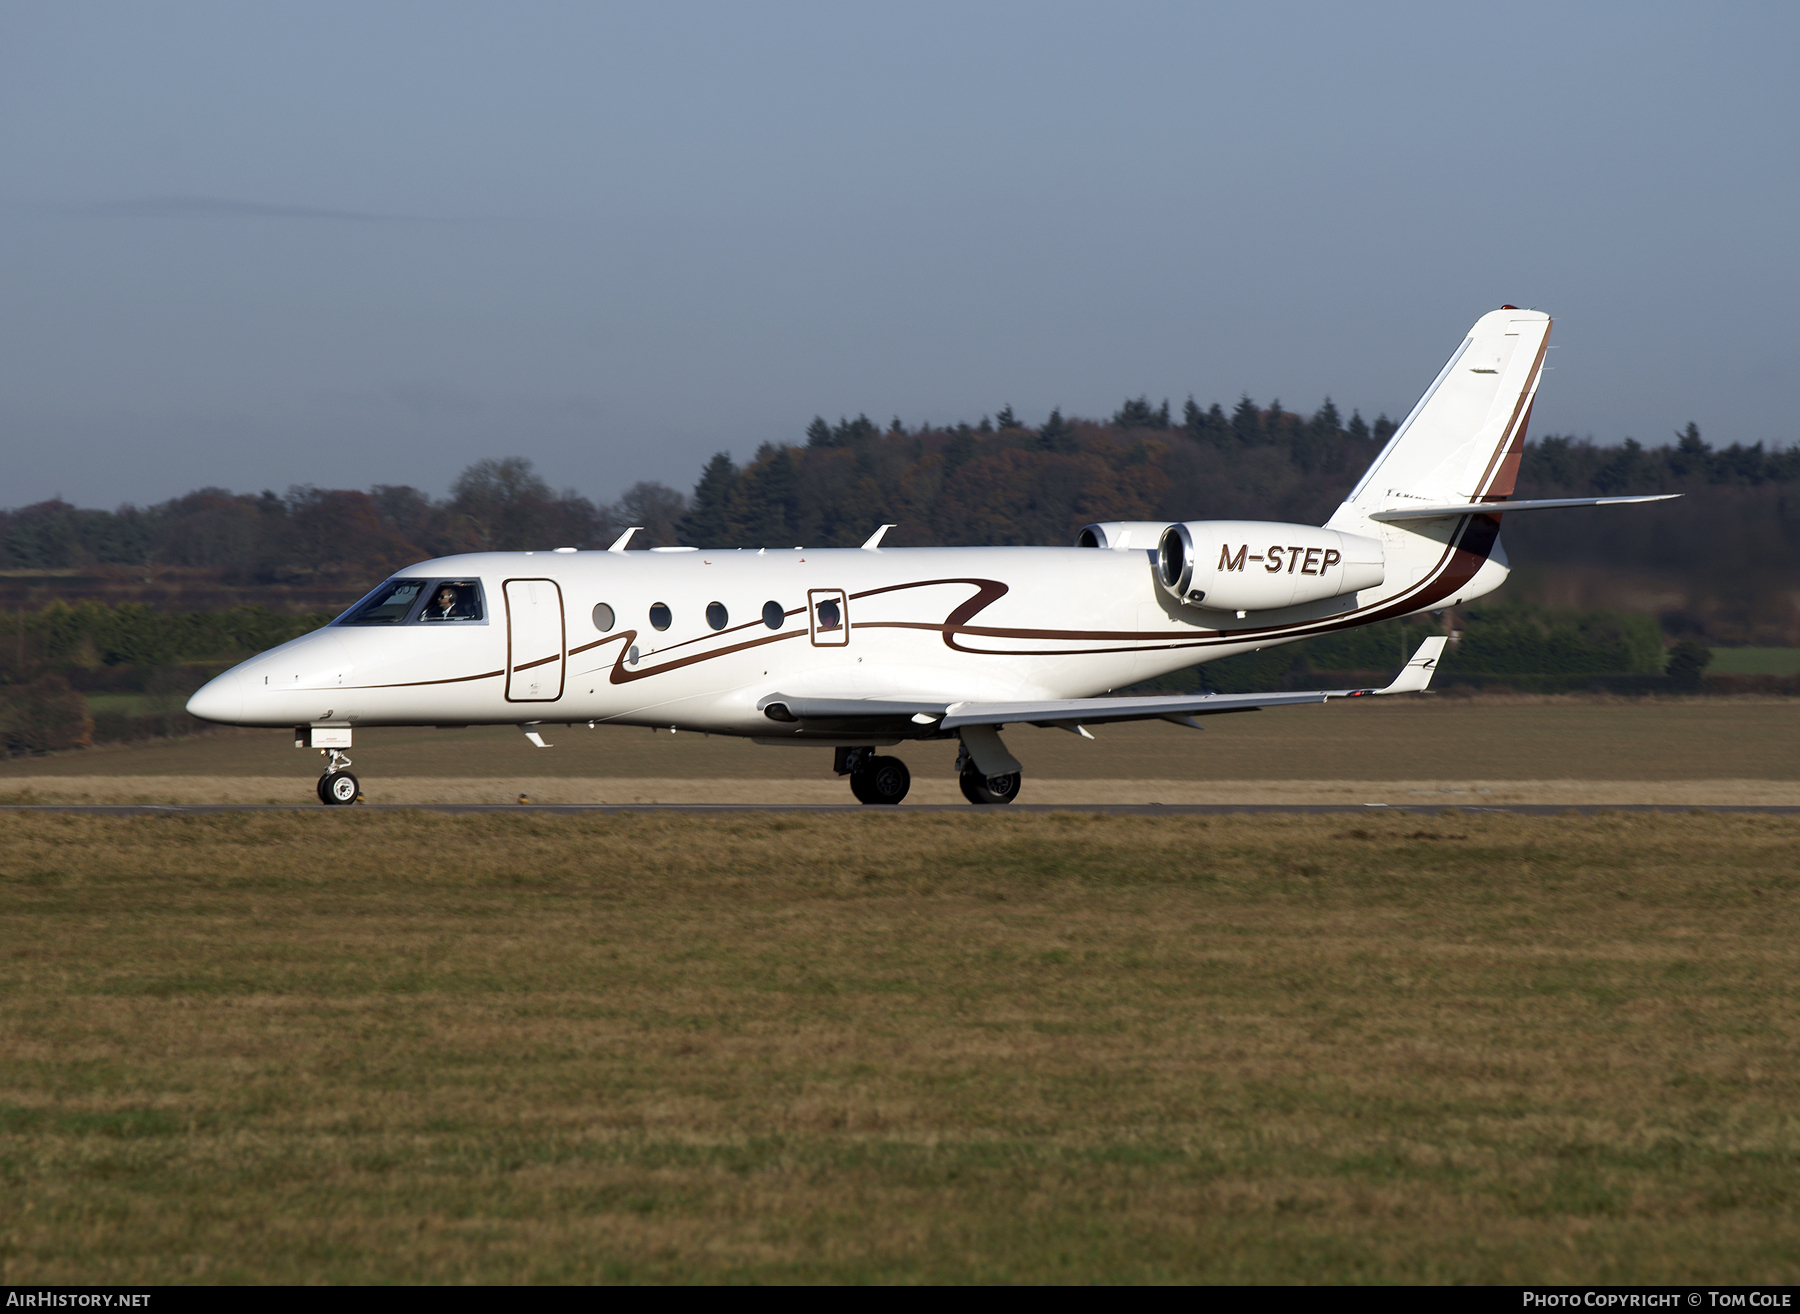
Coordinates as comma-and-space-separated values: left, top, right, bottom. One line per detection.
1328, 308, 1550, 534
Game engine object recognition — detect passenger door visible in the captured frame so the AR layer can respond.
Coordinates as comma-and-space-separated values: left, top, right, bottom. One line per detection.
504, 578, 566, 702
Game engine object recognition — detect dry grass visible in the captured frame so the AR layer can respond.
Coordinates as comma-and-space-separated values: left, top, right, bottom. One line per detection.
3, 698, 1796, 783
1, 810, 1797, 1283
1, 776, 1798, 806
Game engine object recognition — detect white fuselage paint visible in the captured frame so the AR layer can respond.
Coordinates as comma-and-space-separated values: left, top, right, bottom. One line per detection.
191, 528, 1505, 738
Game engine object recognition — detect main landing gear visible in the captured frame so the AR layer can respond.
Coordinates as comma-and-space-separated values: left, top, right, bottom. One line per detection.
317, 748, 360, 806
958, 764, 1021, 805
836, 747, 912, 805
833, 745, 1024, 806
954, 743, 1020, 805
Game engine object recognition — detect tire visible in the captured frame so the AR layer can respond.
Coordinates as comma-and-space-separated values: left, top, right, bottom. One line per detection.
850, 755, 911, 805
959, 767, 1021, 805
321, 770, 360, 805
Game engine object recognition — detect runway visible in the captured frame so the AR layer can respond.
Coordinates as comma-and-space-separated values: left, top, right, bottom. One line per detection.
5, 803, 1799, 816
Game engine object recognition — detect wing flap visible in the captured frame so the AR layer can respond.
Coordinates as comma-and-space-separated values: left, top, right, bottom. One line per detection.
759, 639, 1450, 731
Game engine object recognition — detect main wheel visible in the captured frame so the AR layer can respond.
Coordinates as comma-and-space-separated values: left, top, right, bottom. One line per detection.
850, 755, 911, 805
959, 766, 1021, 805
320, 770, 360, 805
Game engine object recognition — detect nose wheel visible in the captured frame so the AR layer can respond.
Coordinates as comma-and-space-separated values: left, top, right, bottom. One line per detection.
834, 746, 912, 805
849, 755, 911, 805
316, 748, 361, 805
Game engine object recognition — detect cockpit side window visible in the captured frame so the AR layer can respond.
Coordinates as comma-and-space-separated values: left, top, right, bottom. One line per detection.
336, 579, 430, 625
419, 581, 485, 623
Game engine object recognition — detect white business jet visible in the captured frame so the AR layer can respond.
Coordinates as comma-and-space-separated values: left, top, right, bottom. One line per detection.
188, 307, 1672, 805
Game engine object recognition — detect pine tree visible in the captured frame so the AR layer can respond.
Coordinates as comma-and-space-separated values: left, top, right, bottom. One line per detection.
1038, 408, 1077, 453
977, 415, 994, 435
681, 452, 739, 544
1153, 398, 1171, 429
995, 404, 1019, 431
1310, 397, 1342, 438
1372, 413, 1397, 444
1182, 396, 1204, 435
1112, 396, 1157, 428
833, 414, 877, 446
732, 446, 800, 545
943, 428, 977, 472
889, 415, 905, 434
1183, 397, 1229, 444
1231, 395, 1262, 445
1346, 409, 1371, 441
1669, 421, 1710, 481
1266, 398, 1290, 446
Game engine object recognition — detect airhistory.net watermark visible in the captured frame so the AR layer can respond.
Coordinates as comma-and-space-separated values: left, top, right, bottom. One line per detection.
6, 1297, 151, 1308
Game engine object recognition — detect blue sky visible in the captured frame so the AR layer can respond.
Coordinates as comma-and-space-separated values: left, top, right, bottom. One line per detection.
2, 1, 1795, 507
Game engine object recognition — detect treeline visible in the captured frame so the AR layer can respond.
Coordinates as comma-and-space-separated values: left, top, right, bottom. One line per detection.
0, 602, 333, 754
5, 398, 1799, 641
0, 460, 688, 582
1, 602, 328, 678
1180, 603, 1713, 696
684, 397, 1400, 549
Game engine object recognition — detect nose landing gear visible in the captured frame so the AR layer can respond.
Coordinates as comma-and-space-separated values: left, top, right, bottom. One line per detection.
834, 746, 912, 805
850, 755, 911, 805
316, 748, 360, 805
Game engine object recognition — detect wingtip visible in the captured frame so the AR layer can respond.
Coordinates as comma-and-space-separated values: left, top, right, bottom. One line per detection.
1378, 635, 1448, 695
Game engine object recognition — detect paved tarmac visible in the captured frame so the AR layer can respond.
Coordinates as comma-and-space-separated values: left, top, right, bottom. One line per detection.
4, 803, 1797, 816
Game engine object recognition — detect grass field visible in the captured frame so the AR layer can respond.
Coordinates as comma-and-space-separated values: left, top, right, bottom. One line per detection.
1708, 649, 1800, 676
3, 699, 1797, 806
1, 810, 1796, 1283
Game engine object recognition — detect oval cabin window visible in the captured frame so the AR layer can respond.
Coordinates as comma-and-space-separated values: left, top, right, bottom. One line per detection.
592, 603, 615, 632
762, 601, 785, 630
706, 602, 728, 631
649, 603, 672, 631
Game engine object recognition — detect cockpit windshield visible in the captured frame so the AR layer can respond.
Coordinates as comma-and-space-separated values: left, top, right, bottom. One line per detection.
334, 578, 488, 626
338, 579, 429, 625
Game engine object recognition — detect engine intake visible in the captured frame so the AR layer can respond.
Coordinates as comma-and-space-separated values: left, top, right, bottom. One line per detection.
1157, 520, 1384, 612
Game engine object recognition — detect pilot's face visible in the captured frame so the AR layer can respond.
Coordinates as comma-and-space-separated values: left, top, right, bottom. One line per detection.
436, 589, 455, 609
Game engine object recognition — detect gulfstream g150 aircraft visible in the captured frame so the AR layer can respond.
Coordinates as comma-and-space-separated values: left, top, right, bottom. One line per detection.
188, 307, 1673, 805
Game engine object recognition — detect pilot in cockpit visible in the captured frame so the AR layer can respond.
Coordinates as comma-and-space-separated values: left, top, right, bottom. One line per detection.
422, 584, 474, 621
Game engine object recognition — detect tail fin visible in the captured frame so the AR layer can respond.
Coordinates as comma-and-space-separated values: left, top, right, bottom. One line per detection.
1328, 308, 1550, 532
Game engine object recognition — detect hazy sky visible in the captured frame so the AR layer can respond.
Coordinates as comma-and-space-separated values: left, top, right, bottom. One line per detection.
3, 2, 1796, 509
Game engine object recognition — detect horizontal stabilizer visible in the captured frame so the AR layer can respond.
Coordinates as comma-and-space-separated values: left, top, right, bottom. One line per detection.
1369, 494, 1678, 522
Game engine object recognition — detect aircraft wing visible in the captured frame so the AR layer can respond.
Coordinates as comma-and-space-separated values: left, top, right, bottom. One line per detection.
1368, 494, 1678, 522
761, 637, 1448, 730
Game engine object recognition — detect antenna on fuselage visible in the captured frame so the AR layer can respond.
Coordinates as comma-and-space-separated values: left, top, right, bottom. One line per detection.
607, 527, 641, 553
861, 523, 897, 549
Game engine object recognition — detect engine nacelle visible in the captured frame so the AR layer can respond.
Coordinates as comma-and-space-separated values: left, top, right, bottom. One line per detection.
1156, 520, 1385, 613
1074, 521, 1172, 550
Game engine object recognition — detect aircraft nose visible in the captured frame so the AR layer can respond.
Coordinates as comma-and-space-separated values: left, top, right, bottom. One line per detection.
186, 670, 244, 724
